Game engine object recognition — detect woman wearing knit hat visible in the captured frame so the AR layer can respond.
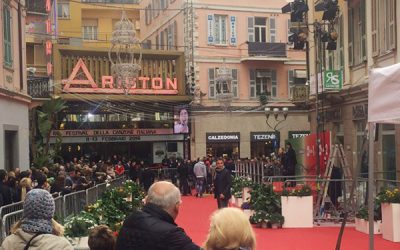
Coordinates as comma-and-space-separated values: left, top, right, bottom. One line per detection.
0, 189, 73, 250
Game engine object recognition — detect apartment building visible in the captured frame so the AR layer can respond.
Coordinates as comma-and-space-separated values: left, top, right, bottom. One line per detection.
307, 0, 400, 180
140, 0, 309, 159
1, 0, 31, 170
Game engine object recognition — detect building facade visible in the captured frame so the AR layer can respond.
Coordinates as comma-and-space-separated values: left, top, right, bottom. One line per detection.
307, 0, 400, 180
140, 0, 309, 159
1, 0, 31, 170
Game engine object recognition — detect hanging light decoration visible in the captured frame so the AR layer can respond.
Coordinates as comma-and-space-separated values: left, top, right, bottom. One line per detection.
215, 60, 234, 111
108, 11, 142, 95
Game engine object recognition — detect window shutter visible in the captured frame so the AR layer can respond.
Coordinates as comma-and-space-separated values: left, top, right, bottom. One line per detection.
288, 69, 294, 99
269, 17, 276, 43
348, 8, 354, 66
230, 16, 237, 46
271, 70, 277, 98
173, 21, 178, 50
207, 14, 214, 45
388, 0, 395, 49
208, 68, 215, 98
248, 17, 254, 42
371, 0, 378, 56
249, 69, 256, 98
360, 0, 366, 61
287, 19, 292, 43
232, 69, 238, 98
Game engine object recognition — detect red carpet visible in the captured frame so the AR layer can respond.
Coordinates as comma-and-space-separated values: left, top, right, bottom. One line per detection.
176, 195, 400, 250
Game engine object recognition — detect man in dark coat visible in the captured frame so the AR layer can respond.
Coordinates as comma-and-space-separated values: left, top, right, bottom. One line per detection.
116, 181, 200, 250
213, 158, 232, 209
0, 169, 12, 206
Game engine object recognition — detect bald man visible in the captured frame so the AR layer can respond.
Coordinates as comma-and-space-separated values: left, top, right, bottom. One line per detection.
116, 181, 200, 250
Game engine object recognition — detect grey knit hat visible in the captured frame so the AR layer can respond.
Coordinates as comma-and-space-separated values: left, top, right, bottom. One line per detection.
21, 189, 55, 234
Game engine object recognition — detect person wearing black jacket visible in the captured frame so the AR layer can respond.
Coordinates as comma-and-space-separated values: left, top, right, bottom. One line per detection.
213, 158, 232, 209
0, 170, 12, 206
116, 181, 199, 250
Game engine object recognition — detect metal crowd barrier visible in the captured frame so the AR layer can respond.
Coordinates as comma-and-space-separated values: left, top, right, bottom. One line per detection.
1, 210, 23, 240
0, 176, 127, 242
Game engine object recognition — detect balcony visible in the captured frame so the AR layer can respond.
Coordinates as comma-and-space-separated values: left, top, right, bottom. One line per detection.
247, 42, 287, 58
81, 0, 139, 3
28, 77, 52, 99
26, 0, 48, 15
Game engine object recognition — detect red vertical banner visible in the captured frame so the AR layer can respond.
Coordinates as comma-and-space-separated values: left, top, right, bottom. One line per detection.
304, 131, 331, 177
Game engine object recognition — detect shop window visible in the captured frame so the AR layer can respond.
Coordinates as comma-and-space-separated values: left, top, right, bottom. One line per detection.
381, 124, 396, 180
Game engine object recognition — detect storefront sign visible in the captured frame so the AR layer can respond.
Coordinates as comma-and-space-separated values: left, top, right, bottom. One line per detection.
292, 85, 309, 102
49, 134, 183, 144
250, 132, 278, 142
323, 70, 343, 90
62, 58, 178, 95
206, 132, 240, 142
352, 104, 368, 120
51, 128, 173, 137
288, 131, 310, 139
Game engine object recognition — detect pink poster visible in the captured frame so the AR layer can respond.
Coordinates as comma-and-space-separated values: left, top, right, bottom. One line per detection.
303, 131, 331, 177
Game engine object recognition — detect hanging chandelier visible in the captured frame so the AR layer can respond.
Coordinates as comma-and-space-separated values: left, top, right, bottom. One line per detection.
108, 11, 142, 95
215, 60, 234, 111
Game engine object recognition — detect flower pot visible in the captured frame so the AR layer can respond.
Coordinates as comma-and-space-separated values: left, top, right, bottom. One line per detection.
355, 218, 382, 234
281, 196, 313, 228
243, 209, 254, 220
242, 187, 252, 203
236, 197, 243, 208
271, 223, 280, 229
260, 221, 268, 229
381, 203, 400, 242
70, 236, 89, 250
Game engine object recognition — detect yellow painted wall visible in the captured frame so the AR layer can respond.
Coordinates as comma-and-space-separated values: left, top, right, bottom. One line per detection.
57, 2, 140, 48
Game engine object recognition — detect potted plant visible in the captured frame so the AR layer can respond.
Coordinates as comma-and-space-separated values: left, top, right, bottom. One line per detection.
355, 204, 382, 234
377, 188, 400, 242
64, 211, 97, 247
231, 176, 253, 207
249, 184, 281, 229
268, 213, 285, 229
280, 184, 313, 228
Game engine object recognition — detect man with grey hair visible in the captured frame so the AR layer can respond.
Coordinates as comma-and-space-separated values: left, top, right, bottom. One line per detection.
116, 181, 200, 250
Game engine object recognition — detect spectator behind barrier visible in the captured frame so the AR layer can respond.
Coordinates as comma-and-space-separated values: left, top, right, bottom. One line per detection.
0, 189, 73, 250
203, 207, 256, 250
88, 225, 116, 250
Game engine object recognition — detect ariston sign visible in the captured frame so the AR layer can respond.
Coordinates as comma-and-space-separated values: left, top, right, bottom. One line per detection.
62, 58, 179, 95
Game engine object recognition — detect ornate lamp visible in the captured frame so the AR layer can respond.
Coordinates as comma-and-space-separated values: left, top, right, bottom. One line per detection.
265, 107, 289, 131
215, 60, 234, 111
108, 11, 142, 95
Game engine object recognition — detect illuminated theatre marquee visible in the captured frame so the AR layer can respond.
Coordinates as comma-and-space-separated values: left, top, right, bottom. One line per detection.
62, 58, 178, 95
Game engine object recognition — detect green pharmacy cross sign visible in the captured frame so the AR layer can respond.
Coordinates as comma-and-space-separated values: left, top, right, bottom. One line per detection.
324, 70, 343, 90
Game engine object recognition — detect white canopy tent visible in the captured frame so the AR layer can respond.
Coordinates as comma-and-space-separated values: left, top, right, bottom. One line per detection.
367, 62, 400, 249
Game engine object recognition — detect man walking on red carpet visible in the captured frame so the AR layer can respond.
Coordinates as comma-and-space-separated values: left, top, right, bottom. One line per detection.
213, 158, 232, 209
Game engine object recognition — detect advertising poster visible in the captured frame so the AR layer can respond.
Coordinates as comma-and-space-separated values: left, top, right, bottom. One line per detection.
173, 105, 189, 134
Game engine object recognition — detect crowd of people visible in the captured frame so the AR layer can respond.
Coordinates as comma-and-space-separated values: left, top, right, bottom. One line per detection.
0, 154, 254, 250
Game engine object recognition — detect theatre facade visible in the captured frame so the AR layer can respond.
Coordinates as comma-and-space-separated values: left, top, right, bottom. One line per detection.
51, 45, 190, 163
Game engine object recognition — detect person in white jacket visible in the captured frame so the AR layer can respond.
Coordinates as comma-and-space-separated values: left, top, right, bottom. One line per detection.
0, 189, 72, 250
193, 158, 207, 197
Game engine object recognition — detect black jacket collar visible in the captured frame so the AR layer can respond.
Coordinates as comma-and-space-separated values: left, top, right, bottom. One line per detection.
142, 203, 176, 226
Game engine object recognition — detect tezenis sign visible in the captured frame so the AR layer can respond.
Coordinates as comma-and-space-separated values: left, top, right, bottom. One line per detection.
62, 58, 178, 95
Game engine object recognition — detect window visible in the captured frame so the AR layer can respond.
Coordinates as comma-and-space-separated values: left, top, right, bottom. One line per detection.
248, 17, 276, 43
57, 2, 69, 18
254, 17, 267, 42
167, 24, 173, 50
249, 69, 277, 98
348, 0, 366, 65
208, 68, 238, 98
381, 124, 396, 180
214, 15, 227, 45
82, 19, 98, 40
383, 0, 396, 51
3, 3, 12, 67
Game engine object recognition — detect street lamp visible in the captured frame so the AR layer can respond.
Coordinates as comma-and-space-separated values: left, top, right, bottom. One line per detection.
265, 107, 289, 131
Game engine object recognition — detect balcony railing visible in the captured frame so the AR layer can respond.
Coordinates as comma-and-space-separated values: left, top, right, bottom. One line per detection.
81, 0, 139, 3
248, 42, 287, 57
28, 77, 52, 99
26, 0, 47, 15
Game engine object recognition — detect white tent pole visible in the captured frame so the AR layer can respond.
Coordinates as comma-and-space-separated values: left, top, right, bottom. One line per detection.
368, 122, 375, 250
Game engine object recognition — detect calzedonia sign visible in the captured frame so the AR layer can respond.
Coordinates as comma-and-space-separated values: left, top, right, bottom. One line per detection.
62, 58, 178, 95
206, 132, 240, 142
